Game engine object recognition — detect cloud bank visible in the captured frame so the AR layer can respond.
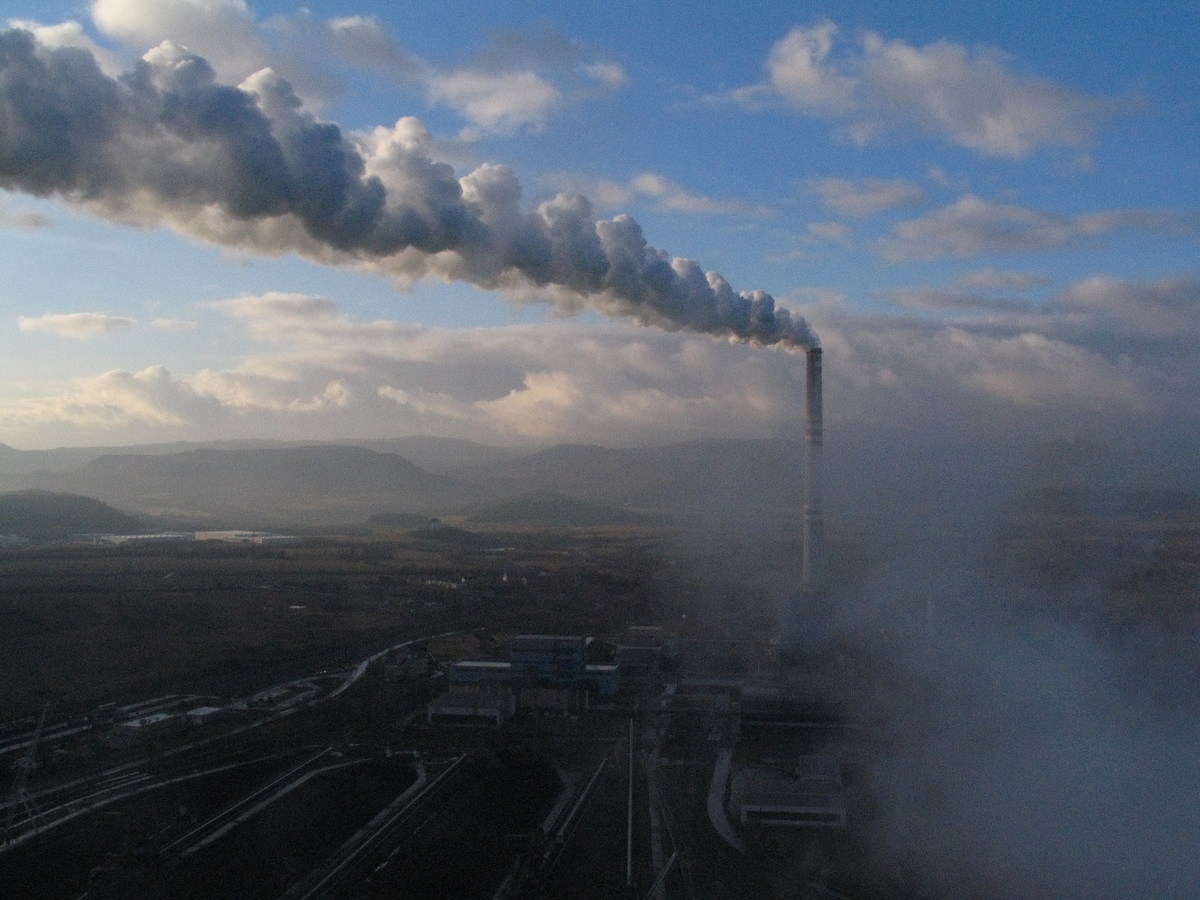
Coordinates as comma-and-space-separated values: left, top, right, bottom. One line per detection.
6, 271, 1199, 463
17, 312, 136, 339
883, 196, 1199, 261
542, 170, 774, 217
807, 176, 926, 218
0, 198, 50, 230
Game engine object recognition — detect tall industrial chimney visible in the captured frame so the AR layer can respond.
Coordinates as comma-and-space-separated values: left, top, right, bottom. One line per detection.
801, 347, 823, 592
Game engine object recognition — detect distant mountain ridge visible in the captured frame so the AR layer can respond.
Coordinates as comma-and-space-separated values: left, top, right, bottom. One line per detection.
0, 490, 142, 540
353, 436, 519, 474
2, 438, 807, 528
0, 436, 518, 477
58, 445, 463, 526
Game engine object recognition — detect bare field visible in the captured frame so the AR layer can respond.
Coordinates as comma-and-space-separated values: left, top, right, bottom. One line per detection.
0, 527, 664, 721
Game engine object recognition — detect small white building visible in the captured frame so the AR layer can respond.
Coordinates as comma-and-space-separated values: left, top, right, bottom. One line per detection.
100, 533, 193, 545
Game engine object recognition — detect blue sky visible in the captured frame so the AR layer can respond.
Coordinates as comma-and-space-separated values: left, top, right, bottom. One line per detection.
0, 0, 1197, 456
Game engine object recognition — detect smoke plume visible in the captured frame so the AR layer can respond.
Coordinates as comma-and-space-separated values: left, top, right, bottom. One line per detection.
0, 28, 816, 349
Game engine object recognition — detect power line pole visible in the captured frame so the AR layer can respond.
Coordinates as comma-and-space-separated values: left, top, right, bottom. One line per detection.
627, 717, 635, 896
4, 700, 55, 842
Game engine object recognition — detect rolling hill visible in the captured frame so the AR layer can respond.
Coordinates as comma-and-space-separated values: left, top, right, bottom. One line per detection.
54, 445, 466, 526
0, 490, 142, 540
4, 438, 809, 529
455, 439, 805, 521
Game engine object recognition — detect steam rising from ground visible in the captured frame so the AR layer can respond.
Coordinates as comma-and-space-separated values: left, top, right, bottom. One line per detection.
682, 427, 1200, 899
0, 27, 815, 349
799, 521, 1200, 899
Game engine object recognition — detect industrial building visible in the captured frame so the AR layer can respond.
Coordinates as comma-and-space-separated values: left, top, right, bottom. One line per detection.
509, 634, 586, 683
101, 712, 186, 748
730, 754, 847, 828
426, 686, 515, 727
446, 660, 515, 685
445, 634, 620, 697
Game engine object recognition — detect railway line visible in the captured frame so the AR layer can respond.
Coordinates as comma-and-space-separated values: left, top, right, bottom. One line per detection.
162, 747, 338, 857
0, 627, 478, 856
280, 753, 467, 900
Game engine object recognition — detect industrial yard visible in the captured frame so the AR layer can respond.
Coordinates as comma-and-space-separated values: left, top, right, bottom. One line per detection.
0, 506, 886, 900
2, 497, 1195, 899
2, 348, 1199, 900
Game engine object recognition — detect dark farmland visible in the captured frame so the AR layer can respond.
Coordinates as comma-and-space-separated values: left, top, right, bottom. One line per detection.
0, 528, 663, 720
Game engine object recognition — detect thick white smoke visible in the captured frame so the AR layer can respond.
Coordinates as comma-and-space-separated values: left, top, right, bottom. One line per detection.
0, 27, 817, 349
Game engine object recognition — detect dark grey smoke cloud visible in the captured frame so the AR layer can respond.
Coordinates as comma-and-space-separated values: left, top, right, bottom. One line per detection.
0, 28, 816, 349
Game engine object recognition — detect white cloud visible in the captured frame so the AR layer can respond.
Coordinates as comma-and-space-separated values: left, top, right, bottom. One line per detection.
376, 384, 476, 424
7, 18, 124, 75
324, 15, 416, 79
721, 21, 1117, 158
149, 317, 198, 331
189, 368, 337, 411
1, 366, 215, 429
212, 292, 341, 323
195, 298, 802, 444
583, 61, 626, 88
881, 195, 1200, 261
954, 330, 1143, 411
955, 268, 1051, 292
542, 171, 773, 217
17, 312, 136, 339
857, 31, 1112, 157
807, 177, 926, 218
286, 380, 354, 413
879, 273, 1200, 390
540, 173, 634, 209
885, 287, 1035, 314
424, 28, 626, 135
92, 0, 266, 83
884, 269, 1050, 314
807, 221, 851, 243
761, 20, 855, 115
629, 173, 772, 216
0, 295, 811, 446
808, 306, 1149, 424
89, 2, 620, 130
427, 69, 562, 134
1057, 274, 1200, 343
210, 292, 416, 344
0, 202, 51, 231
